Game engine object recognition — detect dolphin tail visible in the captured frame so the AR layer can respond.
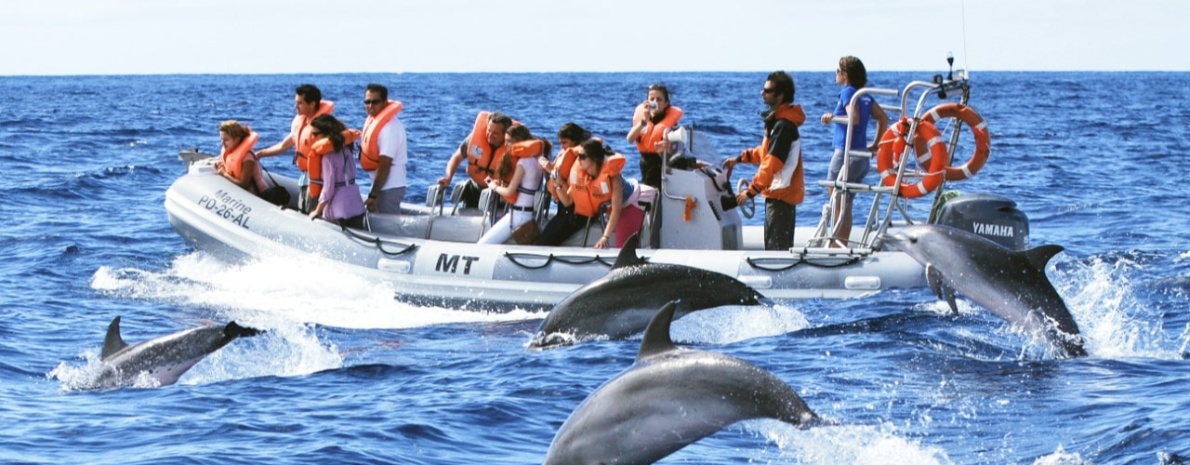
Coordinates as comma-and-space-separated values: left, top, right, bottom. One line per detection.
611, 233, 647, 269
637, 301, 679, 360
101, 316, 128, 360
926, 265, 959, 315
223, 321, 264, 340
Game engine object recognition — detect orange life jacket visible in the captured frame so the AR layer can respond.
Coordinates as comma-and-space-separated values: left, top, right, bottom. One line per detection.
569, 154, 627, 218
307, 129, 361, 199
221, 131, 260, 189
465, 111, 512, 188
499, 139, 546, 204
738, 104, 806, 204
632, 105, 683, 154
290, 100, 335, 173
221, 131, 258, 176
546, 147, 579, 202
360, 100, 404, 172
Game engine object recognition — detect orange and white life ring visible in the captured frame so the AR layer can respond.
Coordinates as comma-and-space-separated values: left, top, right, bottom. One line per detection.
922, 103, 990, 181
876, 118, 950, 199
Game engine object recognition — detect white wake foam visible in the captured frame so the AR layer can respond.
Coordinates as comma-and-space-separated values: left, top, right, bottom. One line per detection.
91, 251, 544, 330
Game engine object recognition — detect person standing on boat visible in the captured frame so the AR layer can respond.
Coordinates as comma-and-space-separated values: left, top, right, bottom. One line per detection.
723, 71, 806, 251
819, 56, 889, 247
359, 83, 408, 216
437, 111, 515, 209
626, 83, 682, 189
215, 120, 267, 195
478, 125, 549, 244
540, 122, 592, 228
255, 84, 334, 213
307, 115, 366, 229
543, 139, 653, 249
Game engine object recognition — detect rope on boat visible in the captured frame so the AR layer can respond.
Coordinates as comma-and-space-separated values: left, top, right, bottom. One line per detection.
503, 252, 626, 270
338, 225, 418, 256
745, 252, 864, 271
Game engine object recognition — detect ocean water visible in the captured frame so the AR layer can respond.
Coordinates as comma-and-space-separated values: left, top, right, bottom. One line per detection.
1, 71, 1189, 464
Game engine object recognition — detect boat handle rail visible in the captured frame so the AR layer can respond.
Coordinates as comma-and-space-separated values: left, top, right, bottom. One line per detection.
745, 247, 872, 271
338, 224, 418, 256
503, 252, 628, 270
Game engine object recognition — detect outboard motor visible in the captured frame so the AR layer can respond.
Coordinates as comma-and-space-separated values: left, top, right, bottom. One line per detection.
934, 193, 1029, 250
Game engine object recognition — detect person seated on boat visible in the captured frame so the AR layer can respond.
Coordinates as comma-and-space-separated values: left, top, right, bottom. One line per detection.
254, 84, 334, 213
722, 71, 806, 251
539, 139, 655, 249
819, 55, 889, 248
478, 125, 550, 244
306, 115, 366, 229
626, 83, 683, 189
540, 122, 592, 221
436, 111, 515, 209
215, 120, 267, 195
360, 83, 408, 216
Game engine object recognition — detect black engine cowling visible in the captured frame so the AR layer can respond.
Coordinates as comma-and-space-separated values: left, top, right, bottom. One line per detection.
934, 193, 1030, 250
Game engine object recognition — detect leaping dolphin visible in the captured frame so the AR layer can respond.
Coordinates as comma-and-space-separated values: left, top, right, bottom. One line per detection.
543, 301, 818, 465
96, 316, 263, 388
529, 235, 769, 348
884, 224, 1087, 357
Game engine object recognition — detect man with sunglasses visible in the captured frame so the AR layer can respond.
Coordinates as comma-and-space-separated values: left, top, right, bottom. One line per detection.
723, 71, 806, 251
359, 83, 407, 215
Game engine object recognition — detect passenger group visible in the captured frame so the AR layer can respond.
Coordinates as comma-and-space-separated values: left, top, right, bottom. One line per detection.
217, 56, 888, 250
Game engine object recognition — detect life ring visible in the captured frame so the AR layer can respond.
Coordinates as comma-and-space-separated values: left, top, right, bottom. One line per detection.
876, 118, 950, 199
922, 103, 990, 181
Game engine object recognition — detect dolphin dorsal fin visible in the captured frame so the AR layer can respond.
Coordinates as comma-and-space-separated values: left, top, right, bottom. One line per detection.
637, 301, 679, 360
1022, 244, 1065, 270
101, 316, 128, 360
611, 234, 646, 270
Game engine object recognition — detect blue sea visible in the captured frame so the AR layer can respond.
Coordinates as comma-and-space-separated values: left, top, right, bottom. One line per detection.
1, 71, 1188, 464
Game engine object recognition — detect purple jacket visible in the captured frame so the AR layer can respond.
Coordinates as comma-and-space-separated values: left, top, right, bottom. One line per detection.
318, 148, 366, 221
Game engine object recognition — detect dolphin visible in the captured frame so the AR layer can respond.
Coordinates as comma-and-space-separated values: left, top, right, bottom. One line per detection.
95, 316, 263, 388
883, 224, 1087, 357
543, 301, 818, 464
529, 234, 769, 348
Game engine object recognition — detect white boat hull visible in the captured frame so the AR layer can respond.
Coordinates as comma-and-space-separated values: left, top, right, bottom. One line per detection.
165, 163, 926, 311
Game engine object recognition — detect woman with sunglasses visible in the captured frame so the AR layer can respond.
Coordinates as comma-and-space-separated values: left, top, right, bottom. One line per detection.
542, 139, 652, 249
819, 55, 889, 247
478, 124, 550, 244
307, 114, 366, 229
626, 83, 682, 189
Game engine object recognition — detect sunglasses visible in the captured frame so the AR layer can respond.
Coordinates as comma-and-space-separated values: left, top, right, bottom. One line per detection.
364, 99, 385, 105
577, 153, 589, 160
310, 130, 324, 137
762, 87, 777, 94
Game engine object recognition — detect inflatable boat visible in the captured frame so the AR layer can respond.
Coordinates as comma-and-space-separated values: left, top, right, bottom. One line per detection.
166, 73, 1020, 311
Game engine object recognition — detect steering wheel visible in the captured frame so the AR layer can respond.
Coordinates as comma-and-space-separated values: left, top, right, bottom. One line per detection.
736, 178, 755, 219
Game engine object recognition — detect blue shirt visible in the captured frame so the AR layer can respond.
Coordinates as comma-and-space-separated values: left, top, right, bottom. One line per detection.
832, 85, 874, 150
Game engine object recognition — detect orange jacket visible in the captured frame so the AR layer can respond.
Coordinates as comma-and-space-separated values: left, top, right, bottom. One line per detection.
569, 154, 627, 218
360, 100, 403, 171
632, 106, 683, 154
546, 147, 580, 202
499, 139, 547, 204
290, 100, 335, 173
307, 129, 361, 199
221, 131, 258, 182
465, 111, 511, 187
738, 104, 806, 205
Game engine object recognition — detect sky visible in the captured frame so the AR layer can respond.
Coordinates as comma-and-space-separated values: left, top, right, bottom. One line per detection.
1, 0, 1187, 75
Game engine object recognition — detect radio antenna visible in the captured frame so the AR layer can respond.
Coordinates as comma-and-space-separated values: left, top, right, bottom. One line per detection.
961, 0, 970, 78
